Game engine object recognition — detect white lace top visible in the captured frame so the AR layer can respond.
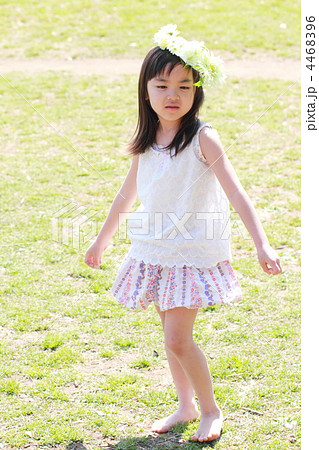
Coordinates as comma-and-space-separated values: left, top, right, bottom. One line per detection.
127, 122, 232, 268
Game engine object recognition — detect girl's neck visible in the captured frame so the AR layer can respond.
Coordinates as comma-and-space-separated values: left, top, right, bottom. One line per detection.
156, 121, 180, 146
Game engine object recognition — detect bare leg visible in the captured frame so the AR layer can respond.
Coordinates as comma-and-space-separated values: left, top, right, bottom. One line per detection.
154, 306, 223, 442
152, 305, 199, 432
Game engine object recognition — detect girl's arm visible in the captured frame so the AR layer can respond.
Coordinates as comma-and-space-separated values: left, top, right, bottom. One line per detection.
199, 128, 282, 275
85, 154, 139, 269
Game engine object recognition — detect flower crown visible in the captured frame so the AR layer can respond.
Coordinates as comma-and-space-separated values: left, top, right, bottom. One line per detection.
154, 24, 226, 88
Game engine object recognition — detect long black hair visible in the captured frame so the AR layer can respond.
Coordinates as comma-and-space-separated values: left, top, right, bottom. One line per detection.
128, 46, 205, 157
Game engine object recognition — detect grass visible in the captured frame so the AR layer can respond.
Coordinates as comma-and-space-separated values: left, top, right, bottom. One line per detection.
1, 0, 300, 59
0, 69, 300, 448
0, 1, 300, 446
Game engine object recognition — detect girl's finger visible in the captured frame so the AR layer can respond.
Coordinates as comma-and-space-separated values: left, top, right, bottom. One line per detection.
85, 255, 96, 267
271, 258, 282, 274
268, 260, 282, 275
262, 262, 270, 274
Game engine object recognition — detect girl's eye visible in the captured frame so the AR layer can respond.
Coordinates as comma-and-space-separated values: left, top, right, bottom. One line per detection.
157, 85, 167, 89
180, 86, 190, 90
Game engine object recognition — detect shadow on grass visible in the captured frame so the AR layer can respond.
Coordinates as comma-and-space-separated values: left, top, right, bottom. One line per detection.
112, 433, 222, 449
66, 442, 88, 450
65, 426, 222, 449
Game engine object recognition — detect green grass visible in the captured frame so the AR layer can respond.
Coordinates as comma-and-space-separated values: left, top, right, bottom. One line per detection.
0, 4, 300, 445
0, 69, 300, 448
0, 0, 300, 59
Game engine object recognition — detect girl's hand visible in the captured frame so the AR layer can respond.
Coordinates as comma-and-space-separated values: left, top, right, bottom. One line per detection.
84, 241, 107, 269
257, 244, 282, 275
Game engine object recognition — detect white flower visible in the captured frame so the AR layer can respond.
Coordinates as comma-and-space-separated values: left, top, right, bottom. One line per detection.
153, 25, 225, 88
166, 36, 185, 55
179, 41, 204, 63
154, 24, 179, 50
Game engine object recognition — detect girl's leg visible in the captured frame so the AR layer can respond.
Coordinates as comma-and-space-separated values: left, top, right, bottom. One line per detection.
155, 306, 223, 442
152, 306, 199, 433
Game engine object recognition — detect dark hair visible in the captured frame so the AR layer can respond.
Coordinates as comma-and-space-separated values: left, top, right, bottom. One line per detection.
128, 46, 204, 157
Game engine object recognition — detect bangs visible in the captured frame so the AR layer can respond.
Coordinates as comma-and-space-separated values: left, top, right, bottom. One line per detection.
146, 49, 183, 79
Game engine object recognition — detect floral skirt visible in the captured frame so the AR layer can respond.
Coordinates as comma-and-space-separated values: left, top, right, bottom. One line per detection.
111, 256, 242, 311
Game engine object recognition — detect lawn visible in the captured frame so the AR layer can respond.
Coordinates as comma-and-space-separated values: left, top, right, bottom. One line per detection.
0, 1, 300, 448
1, 0, 300, 59
0, 70, 300, 448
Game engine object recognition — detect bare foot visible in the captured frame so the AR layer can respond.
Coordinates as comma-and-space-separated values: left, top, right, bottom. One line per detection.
152, 406, 200, 433
191, 409, 223, 442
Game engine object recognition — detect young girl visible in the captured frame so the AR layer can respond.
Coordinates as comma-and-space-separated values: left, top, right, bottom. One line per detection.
85, 24, 282, 443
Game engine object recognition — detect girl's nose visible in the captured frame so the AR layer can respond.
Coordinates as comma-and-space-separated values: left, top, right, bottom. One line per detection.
167, 90, 179, 100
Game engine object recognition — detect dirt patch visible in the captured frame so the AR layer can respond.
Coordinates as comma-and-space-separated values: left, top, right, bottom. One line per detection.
0, 54, 300, 81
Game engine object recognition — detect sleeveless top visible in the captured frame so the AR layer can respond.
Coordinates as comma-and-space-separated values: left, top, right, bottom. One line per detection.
127, 122, 232, 268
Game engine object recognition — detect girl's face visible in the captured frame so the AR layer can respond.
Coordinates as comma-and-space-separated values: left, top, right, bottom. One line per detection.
146, 64, 196, 128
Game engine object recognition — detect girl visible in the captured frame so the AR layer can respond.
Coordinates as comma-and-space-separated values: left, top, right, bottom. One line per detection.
85, 25, 282, 443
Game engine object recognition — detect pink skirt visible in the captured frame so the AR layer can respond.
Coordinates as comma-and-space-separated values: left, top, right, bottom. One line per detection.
111, 257, 242, 311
